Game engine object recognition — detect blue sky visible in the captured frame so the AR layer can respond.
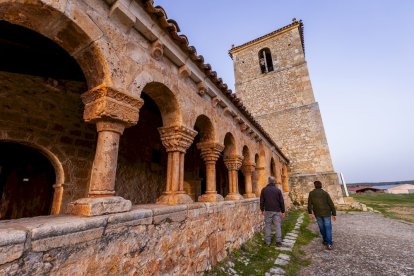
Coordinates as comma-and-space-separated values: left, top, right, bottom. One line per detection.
154, 1, 414, 183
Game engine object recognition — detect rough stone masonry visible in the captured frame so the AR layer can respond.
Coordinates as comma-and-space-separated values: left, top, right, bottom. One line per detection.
0, 0, 341, 274
230, 19, 344, 204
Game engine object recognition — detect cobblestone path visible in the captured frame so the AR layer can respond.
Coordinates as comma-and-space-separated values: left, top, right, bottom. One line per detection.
299, 212, 414, 276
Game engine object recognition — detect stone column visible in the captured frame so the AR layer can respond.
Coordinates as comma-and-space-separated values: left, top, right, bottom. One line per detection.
242, 162, 256, 198
275, 158, 283, 190
67, 85, 143, 216
197, 142, 225, 202
157, 125, 198, 205
255, 166, 265, 196
224, 155, 244, 201
282, 163, 289, 192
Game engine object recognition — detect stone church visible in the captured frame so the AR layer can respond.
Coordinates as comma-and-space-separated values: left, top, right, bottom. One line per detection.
0, 0, 342, 274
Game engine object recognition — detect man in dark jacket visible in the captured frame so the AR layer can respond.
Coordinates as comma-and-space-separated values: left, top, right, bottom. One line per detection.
260, 176, 285, 246
308, 180, 336, 250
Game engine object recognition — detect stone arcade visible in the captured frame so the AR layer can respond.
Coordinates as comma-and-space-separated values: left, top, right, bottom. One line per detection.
0, 0, 340, 274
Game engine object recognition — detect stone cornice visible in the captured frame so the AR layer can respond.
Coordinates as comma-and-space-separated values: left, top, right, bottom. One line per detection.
158, 125, 198, 153
82, 85, 144, 127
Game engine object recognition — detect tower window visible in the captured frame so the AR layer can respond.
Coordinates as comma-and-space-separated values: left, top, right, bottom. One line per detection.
258, 48, 274, 73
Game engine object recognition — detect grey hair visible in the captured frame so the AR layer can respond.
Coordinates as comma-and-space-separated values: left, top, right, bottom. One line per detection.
268, 176, 276, 184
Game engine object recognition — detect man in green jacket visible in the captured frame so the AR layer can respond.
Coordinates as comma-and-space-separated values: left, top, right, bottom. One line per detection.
308, 180, 336, 250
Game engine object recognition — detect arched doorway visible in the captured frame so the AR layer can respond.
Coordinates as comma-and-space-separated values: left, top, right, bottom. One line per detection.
0, 142, 56, 220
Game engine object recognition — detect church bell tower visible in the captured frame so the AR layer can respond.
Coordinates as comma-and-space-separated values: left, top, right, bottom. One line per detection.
229, 19, 343, 203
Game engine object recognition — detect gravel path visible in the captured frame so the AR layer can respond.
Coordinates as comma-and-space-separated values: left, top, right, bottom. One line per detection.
299, 212, 414, 276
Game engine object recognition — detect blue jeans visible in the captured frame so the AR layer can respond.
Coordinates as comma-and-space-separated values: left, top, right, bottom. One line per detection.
315, 216, 333, 245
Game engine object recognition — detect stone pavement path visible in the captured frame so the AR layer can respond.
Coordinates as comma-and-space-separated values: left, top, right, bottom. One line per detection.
299, 212, 414, 276
265, 213, 304, 276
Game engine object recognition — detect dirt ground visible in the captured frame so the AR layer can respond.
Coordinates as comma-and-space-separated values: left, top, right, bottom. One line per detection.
299, 211, 414, 276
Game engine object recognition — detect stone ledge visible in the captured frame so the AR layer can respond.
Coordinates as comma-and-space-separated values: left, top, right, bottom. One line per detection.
108, 208, 153, 225
31, 216, 107, 241
0, 229, 27, 265
0, 229, 27, 247
153, 211, 187, 225
0, 199, 260, 250
32, 228, 104, 252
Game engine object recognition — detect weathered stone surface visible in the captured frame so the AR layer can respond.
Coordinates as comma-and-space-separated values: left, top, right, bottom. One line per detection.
32, 227, 104, 252
0, 199, 261, 274
232, 22, 343, 203
66, 196, 132, 216
0, 229, 26, 265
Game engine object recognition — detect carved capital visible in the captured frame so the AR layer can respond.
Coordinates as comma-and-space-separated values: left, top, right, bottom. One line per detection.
241, 162, 256, 175
151, 40, 164, 60
81, 85, 144, 127
158, 125, 198, 153
197, 142, 224, 163
224, 155, 243, 171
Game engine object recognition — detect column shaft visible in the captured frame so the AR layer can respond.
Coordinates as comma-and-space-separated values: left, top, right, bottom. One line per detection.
89, 122, 123, 197
205, 162, 216, 193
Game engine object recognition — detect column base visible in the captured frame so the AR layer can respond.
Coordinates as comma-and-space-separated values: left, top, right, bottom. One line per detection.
157, 193, 194, 205
225, 193, 244, 201
198, 193, 224, 202
243, 193, 256, 199
66, 196, 132, 216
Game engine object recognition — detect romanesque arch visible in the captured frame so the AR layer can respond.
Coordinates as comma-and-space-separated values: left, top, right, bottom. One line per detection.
140, 82, 182, 127
240, 146, 256, 198
184, 115, 216, 201
0, 15, 101, 215
0, 140, 65, 218
221, 133, 243, 200
0, 0, 111, 89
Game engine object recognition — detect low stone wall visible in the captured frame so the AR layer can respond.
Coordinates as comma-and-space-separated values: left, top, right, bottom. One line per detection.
0, 199, 262, 275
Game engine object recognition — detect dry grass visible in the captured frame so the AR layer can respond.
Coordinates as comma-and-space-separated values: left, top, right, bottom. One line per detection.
352, 194, 414, 223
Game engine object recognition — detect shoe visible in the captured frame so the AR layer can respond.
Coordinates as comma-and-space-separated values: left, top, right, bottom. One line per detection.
327, 244, 333, 250
322, 241, 328, 245
276, 242, 282, 247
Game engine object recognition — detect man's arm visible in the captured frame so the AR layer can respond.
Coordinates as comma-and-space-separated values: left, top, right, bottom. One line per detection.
279, 190, 285, 219
279, 190, 285, 213
260, 189, 265, 213
307, 192, 313, 214
327, 193, 336, 217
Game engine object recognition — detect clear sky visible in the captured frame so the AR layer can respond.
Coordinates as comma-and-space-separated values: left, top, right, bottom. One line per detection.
154, 1, 414, 183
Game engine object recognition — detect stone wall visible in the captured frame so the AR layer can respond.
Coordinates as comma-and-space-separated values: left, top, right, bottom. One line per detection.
289, 173, 343, 205
0, 199, 262, 275
232, 23, 343, 203
0, 71, 96, 212
257, 103, 334, 174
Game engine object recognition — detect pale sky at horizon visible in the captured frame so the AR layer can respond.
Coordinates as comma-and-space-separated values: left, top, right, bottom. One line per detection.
155, 0, 414, 183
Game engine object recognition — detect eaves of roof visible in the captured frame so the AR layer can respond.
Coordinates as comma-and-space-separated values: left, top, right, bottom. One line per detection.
141, 0, 289, 163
